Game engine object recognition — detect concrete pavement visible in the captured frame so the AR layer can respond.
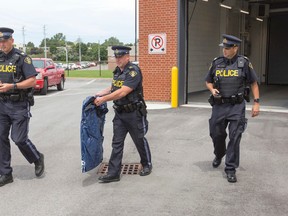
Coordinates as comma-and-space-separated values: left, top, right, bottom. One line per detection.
1, 78, 287, 216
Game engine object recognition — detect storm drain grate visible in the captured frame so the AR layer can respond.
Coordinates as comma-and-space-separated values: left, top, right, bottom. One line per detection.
98, 163, 142, 175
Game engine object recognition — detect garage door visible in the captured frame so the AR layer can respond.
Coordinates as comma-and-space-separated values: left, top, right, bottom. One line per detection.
267, 12, 288, 84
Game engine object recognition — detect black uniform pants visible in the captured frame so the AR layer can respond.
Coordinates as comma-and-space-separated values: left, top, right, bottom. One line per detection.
209, 102, 247, 174
107, 109, 152, 176
0, 100, 40, 175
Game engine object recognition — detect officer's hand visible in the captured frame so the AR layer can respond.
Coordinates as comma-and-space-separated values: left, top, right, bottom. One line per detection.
0, 83, 13, 93
211, 89, 220, 97
94, 97, 105, 106
251, 104, 260, 117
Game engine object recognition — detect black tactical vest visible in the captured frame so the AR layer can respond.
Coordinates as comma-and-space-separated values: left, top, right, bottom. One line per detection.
0, 50, 24, 84
214, 56, 246, 98
112, 63, 143, 106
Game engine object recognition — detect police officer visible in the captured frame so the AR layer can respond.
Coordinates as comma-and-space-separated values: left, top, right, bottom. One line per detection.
0, 27, 44, 187
205, 34, 260, 183
94, 45, 152, 183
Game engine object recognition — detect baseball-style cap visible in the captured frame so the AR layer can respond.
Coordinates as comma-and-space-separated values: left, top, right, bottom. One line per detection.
112, 45, 131, 57
219, 34, 242, 48
0, 27, 14, 41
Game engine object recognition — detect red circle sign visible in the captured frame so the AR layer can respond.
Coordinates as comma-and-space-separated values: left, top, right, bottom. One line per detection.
151, 35, 163, 49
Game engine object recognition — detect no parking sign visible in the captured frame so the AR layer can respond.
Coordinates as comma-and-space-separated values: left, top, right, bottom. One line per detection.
148, 33, 166, 54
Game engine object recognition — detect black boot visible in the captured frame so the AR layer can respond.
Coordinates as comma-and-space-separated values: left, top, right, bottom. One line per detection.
227, 173, 237, 183
0, 173, 13, 187
212, 157, 222, 168
35, 153, 45, 177
139, 165, 152, 176
98, 174, 120, 183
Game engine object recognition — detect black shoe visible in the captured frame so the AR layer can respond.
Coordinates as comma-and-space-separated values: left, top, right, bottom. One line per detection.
139, 165, 152, 176
35, 153, 45, 177
212, 157, 222, 168
0, 173, 13, 187
98, 174, 120, 183
227, 173, 237, 183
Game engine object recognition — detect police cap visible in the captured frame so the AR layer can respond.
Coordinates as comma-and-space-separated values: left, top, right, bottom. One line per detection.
112, 45, 131, 57
219, 34, 241, 48
0, 27, 14, 41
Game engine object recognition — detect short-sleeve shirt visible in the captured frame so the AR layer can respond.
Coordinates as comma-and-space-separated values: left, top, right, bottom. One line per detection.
111, 62, 143, 105
3, 48, 37, 81
111, 62, 142, 91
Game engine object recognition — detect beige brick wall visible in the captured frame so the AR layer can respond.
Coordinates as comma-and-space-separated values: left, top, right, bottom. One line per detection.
139, 0, 178, 102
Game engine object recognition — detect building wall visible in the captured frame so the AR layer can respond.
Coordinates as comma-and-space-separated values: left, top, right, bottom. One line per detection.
139, 0, 178, 102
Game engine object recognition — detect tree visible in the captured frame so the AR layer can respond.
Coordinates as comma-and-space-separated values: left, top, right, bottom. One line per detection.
102, 37, 123, 46
34, 33, 128, 62
26, 42, 35, 48
40, 33, 66, 48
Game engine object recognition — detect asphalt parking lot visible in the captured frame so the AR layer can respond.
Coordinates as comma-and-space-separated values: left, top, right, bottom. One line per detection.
1, 78, 288, 216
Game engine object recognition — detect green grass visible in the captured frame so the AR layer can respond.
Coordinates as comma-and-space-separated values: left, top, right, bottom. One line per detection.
65, 70, 113, 78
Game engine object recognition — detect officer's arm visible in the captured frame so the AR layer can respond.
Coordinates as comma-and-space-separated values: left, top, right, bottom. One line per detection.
95, 86, 111, 97
0, 76, 36, 92
14, 76, 36, 89
251, 81, 260, 117
206, 81, 219, 96
94, 86, 133, 106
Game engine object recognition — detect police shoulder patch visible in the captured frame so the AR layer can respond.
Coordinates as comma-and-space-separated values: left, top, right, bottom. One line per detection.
129, 70, 137, 77
249, 62, 254, 69
24, 56, 32, 64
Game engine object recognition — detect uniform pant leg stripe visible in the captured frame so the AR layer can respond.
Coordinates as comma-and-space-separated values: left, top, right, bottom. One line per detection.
141, 116, 151, 165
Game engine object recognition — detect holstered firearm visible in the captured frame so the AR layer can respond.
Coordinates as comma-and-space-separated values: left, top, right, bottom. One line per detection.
208, 94, 222, 106
137, 101, 147, 116
208, 94, 215, 106
208, 77, 221, 106
244, 86, 250, 102
26, 88, 35, 106
137, 93, 147, 116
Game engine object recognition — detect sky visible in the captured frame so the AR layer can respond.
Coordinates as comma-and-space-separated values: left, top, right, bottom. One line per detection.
2, 0, 137, 46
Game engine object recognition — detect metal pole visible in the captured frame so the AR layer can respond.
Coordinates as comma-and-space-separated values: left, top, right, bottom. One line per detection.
22, 26, 26, 53
78, 37, 81, 63
44, 25, 47, 58
65, 42, 69, 76
98, 40, 101, 77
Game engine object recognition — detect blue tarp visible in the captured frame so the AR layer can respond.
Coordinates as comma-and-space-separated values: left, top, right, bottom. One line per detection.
80, 96, 108, 173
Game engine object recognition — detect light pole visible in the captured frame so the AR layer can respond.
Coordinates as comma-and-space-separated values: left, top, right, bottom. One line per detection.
65, 42, 68, 67
44, 25, 47, 58
78, 37, 82, 63
98, 40, 101, 76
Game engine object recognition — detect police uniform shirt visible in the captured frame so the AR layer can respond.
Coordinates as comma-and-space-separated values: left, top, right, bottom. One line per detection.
112, 62, 142, 91
205, 55, 258, 85
1, 47, 37, 80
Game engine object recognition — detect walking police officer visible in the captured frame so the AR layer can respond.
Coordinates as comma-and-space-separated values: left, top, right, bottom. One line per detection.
0, 27, 44, 187
94, 45, 152, 183
205, 34, 260, 183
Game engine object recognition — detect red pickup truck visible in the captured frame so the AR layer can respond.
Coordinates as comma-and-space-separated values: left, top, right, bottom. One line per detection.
32, 58, 65, 95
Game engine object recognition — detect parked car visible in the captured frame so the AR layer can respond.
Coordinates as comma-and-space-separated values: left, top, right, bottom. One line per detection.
32, 58, 65, 95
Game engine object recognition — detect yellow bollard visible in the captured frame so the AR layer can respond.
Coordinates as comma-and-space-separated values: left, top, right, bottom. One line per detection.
171, 66, 178, 108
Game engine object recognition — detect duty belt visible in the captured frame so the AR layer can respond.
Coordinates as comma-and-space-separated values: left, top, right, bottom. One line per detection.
113, 103, 138, 113
0, 93, 25, 102
208, 93, 244, 106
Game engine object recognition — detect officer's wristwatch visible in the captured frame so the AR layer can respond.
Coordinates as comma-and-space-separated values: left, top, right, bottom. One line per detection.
254, 98, 260, 103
